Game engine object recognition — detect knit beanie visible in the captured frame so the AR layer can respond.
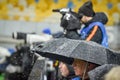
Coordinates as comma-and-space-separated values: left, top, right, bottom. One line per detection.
78, 1, 95, 17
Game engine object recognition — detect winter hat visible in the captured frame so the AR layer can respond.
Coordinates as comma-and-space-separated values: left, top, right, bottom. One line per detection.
78, 1, 95, 17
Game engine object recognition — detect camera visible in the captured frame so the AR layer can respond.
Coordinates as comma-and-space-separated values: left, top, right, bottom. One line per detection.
12, 32, 53, 44
52, 8, 81, 30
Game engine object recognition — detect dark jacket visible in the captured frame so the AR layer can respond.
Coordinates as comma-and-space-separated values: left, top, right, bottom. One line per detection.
82, 12, 108, 44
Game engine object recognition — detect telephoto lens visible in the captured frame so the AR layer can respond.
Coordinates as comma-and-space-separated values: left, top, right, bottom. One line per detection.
12, 32, 27, 40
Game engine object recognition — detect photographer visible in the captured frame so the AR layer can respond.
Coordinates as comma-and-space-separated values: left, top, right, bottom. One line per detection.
55, 1, 108, 48
78, 1, 108, 47
58, 61, 80, 80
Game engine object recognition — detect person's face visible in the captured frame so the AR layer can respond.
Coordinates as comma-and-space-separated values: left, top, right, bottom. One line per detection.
80, 16, 88, 23
72, 59, 87, 77
80, 15, 93, 24
59, 62, 69, 77
72, 59, 98, 78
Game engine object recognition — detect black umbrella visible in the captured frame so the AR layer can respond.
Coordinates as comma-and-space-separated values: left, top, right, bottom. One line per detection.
32, 38, 120, 65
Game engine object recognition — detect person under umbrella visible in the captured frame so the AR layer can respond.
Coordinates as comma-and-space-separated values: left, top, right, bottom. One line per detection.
72, 59, 99, 80
32, 38, 120, 80
58, 61, 80, 80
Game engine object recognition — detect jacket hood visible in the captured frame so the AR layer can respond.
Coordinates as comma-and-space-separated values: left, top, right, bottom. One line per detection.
85, 12, 108, 26
88, 64, 118, 80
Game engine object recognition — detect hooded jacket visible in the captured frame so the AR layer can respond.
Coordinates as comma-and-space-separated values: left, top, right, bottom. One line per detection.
80, 12, 108, 44
88, 64, 118, 80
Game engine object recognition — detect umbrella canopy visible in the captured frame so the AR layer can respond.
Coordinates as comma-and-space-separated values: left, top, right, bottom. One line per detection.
32, 38, 120, 65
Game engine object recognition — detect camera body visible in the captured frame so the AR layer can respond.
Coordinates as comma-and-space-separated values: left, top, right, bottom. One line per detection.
53, 8, 81, 31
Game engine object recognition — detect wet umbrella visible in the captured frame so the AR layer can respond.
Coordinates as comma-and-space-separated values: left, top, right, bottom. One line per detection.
32, 38, 120, 65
